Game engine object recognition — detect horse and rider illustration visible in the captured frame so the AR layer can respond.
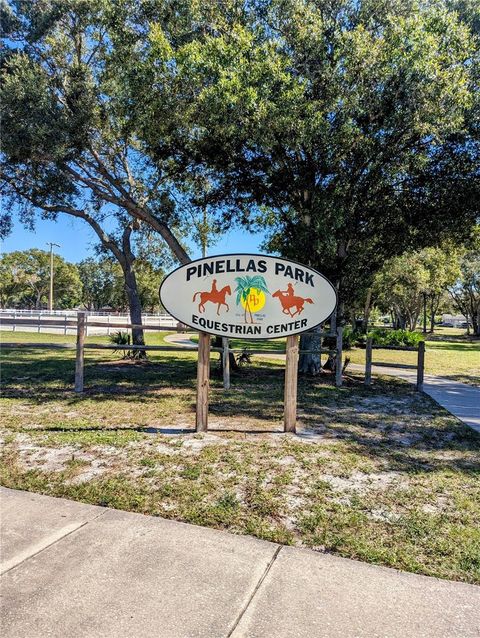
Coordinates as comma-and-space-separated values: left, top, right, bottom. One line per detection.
272, 282, 313, 317
193, 279, 231, 315
193, 279, 312, 319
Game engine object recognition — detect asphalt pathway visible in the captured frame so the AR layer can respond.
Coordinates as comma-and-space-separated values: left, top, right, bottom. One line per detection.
165, 334, 480, 434
1, 487, 479, 638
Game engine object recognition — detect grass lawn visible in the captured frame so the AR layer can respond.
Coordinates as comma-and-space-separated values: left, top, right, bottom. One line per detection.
1, 329, 479, 584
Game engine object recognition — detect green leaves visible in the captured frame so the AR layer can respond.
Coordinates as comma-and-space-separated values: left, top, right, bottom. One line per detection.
0, 249, 81, 309
142, 0, 479, 300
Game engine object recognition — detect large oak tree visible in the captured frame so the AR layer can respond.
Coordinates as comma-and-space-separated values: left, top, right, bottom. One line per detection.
0, 0, 191, 349
134, 0, 479, 371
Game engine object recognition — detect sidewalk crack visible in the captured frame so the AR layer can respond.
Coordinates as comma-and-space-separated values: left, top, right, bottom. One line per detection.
227, 545, 282, 637
1, 509, 108, 576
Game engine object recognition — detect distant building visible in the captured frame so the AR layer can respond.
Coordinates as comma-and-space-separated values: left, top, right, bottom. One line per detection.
441, 313, 468, 327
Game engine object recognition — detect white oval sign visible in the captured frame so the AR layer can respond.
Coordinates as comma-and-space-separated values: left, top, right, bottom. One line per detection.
159, 254, 337, 340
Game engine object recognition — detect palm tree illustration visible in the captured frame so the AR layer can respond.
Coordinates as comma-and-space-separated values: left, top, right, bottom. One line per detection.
235, 275, 270, 324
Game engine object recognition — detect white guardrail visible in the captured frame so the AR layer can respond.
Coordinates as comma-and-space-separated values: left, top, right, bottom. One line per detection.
0, 310, 176, 336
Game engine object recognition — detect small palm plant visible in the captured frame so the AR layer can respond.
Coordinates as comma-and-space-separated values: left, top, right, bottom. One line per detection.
234, 275, 269, 323
109, 330, 133, 359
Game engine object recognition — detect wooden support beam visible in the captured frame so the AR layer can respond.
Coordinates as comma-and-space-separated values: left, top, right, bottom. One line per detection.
284, 334, 299, 433
222, 337, 230, 390
1, 317, 78, 328
365, 337, 373, 386
80, 322, 179, 331
1, 342, 76, 349
74, 311, 86, 393
416, 341, 425, 392
196, 332, 211, 432
335, 327, 343, 388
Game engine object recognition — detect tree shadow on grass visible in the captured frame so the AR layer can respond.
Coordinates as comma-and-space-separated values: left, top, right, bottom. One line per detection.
298, 376, 480, 473
3, 351, 479, 474
2, 351, 286, 426
428, 341, 480, 352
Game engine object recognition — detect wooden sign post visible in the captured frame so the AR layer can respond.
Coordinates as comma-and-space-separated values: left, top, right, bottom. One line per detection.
222, 337, 230, 390
160, 254, 337, 434
365, 336, 373, 386
284, 334, 299, 433
416, 341, 425, 392
74, 311, 86, 393
196, 332, 211, 432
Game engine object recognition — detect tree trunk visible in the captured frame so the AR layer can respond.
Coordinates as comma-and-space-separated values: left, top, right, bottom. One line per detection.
299, 325, 322, 375
123, 265, 146, 357
409, 312, 419, 332
362, 288, 372, 333
214, 335, 239, 373
115, 222, 146, 357
324, 301, 343, 372
300, 233, 346, 376
429, 296, 436, 333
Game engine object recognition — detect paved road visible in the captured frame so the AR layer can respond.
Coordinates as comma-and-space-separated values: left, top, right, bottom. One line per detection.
1, 487, 479, 638
165, 334, 480, 435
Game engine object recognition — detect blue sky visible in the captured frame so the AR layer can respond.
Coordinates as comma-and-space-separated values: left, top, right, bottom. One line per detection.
2, 215, 268, 263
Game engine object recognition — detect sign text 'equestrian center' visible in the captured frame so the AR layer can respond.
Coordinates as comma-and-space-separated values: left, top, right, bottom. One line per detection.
160, 254, 337, 340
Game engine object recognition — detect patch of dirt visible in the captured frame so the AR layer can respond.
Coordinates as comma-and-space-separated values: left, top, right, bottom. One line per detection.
321, 471, 405, 495
67, 459, 107, 484
389, 431, 422, 446
277, 455, 296, 466
19, 443, 93, 472
368, 508, 401, 523
182, 434, 230, 452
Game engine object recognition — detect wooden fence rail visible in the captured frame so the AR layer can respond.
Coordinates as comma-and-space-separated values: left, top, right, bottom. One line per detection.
364, 338, 425, 391
3, 313, 345, 432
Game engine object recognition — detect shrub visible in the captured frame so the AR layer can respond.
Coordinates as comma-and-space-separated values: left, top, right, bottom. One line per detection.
109, 330, 131, 347
366, 328, 423, 348
341, 326, 363, 350
109, 330, 135, 358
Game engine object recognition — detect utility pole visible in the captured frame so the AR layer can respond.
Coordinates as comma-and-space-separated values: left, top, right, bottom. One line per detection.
47, 242, 60, 311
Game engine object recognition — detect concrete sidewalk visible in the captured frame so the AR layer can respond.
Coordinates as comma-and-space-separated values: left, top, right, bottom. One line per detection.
1, 488, 479, 638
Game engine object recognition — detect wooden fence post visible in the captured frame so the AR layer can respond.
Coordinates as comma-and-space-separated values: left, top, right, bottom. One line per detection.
365, 337, 373, 386
75, 311, 86, 393
196, 332, 211, 432
335, 327, 343, 387
416, 341, 425, 392
222, 337, 230, 390
284, 334, 299, 433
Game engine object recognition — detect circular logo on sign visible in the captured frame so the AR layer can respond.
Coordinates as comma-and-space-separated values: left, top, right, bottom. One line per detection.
240, 287, 266, 313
